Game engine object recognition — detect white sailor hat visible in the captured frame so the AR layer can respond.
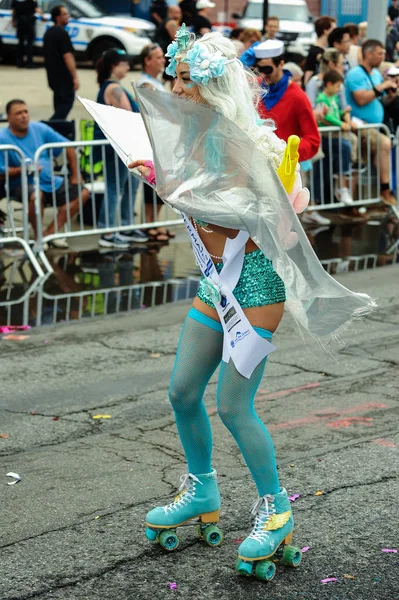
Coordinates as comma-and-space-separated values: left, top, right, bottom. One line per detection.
254, 39, 284, 59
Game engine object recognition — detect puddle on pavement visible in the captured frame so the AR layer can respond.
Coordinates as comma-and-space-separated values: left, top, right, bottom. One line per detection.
1, 217, 398, 328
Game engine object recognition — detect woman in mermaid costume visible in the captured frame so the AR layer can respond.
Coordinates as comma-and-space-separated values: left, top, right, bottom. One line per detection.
129, 26, 375, 581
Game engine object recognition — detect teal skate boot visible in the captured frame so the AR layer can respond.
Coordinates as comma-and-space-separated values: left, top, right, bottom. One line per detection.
145, 470, 223, 551
236, 488, 302, 581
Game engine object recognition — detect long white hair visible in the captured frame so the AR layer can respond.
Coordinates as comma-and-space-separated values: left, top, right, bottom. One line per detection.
182, 32, 286, 168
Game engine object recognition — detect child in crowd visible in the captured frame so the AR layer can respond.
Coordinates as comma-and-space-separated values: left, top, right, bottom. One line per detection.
316, 70, 354, 205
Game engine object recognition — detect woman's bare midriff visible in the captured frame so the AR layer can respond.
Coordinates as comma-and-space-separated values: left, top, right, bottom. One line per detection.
192, 226, 285, 333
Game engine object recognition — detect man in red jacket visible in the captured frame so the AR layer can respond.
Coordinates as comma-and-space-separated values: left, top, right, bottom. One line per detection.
253, 40, 320, 162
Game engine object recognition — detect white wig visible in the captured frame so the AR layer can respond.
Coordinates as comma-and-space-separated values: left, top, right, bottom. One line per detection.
179, 32, 286, 168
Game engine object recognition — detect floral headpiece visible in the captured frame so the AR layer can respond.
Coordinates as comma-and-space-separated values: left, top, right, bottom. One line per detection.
165, 23, 235, 85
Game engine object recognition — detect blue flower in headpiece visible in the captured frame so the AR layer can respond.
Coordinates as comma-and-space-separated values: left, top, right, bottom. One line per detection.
187, 43, 226, 85
165, 40, 179, 77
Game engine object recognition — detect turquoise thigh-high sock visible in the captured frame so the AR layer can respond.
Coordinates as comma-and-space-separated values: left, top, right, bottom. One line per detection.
168, 308, 223, 474
216, 335, 280, 496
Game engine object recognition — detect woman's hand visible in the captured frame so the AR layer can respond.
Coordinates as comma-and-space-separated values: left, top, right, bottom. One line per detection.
128, 159, 156, 186
128, 159, 152, 178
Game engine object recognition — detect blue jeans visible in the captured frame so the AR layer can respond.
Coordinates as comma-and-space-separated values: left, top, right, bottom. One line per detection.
312, 136, 351, 205
98, 146, 139, 229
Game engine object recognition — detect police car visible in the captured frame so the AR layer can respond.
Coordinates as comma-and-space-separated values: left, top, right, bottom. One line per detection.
0, 0, 155, 64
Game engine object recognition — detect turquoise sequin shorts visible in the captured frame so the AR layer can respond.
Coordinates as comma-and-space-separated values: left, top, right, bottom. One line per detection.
197, 249, 286, 309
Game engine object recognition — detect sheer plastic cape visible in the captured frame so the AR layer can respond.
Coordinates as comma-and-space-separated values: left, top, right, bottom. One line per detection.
135, 87, 376, 345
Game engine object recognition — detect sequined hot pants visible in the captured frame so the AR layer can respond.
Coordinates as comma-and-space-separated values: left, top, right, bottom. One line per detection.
197, 249, 286, 309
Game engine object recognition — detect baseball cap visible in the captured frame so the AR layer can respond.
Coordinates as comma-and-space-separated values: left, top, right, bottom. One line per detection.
386, 66, 399, 76
196, 0, 216, 9
101, 48, 133, 63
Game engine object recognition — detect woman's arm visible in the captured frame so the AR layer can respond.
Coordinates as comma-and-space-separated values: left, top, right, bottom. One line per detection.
104, 83, 133, 111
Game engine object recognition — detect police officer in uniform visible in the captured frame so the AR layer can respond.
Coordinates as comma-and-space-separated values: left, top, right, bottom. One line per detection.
11, 0, 41, 68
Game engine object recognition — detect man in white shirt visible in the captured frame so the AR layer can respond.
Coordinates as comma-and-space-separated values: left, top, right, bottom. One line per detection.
137, 44, 173, 241
136, 43, 166, 92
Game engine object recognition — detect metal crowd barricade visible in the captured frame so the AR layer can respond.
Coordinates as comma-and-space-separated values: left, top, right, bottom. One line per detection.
32, 140, 183, 270
0, 144, 45, 279
307, 123, 393, 210
34, 276, 201, 326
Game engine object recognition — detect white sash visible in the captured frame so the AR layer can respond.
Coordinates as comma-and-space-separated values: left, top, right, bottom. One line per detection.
182, 213, 276, 379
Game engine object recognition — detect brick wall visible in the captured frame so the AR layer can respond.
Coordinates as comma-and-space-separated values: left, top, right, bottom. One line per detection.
307, 0, 321, 16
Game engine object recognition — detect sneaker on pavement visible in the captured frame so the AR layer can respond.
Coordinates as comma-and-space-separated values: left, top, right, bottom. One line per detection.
48, 237, 69, 249
118, 229, 149, 243
301, 211, 331, 226
335, 187, 354, 206
380, 191, 397, 207
98, 233, 130, 249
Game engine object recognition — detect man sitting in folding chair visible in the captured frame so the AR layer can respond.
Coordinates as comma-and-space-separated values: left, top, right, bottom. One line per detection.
0, 99, 89, 249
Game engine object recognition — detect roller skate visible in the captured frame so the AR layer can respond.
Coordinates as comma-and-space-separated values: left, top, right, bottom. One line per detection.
236, 488, 302, 581
145, 469, 223, 551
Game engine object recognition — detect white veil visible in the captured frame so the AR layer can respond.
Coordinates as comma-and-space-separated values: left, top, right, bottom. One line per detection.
135, 86, 376, 345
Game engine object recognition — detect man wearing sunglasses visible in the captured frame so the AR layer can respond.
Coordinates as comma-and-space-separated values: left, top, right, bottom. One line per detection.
254, 40, 320, 163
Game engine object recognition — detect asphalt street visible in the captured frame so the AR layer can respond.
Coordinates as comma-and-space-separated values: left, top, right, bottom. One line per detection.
0, 266, 398, 600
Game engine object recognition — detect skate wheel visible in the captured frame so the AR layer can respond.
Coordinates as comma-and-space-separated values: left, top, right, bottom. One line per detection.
282, 545, 302, 567
202, 524, 223, 547
158, 529, 179, 551
255, 560, 276, 581
236, 558, 253, 576
145, 527, 158, 541
273, 545, 285, 562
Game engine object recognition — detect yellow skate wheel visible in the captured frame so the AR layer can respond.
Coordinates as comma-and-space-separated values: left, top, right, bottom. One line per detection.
158, 529, 179, 551
202, 524, 223, 547
282, 545, 302, 567
255, 560, 276, 581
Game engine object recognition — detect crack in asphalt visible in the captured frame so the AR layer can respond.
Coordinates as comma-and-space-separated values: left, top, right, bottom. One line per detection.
3, 472, 398, 600
270, 361, 337, 377
98, 340, 177, 358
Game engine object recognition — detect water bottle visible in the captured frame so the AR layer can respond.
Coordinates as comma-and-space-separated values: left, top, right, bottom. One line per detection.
24, 158, 33, 175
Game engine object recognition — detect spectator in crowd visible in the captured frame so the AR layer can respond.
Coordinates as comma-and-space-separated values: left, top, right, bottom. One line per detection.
388, 0, 399, 23
155, 4, 182, 55
303, 16, 336, 85
285, 61, 304, 84
386, 16, 399, 61
239, 28, 262, 50
229, 28, 245, 56
316, 70, 354, 205
94, 49, 149, 248
178, 0, 197, 27
328, 26, 351, 75
345, 23, 361, 69
11, 0, 43, 68
358, 22, 368, 45
253, 40, 320, 162
43, 5, 78, 121
137, 44, 174, 243
265, 16, 280, 40
230, 28, 261, 59
192, 0, 214, 36
345, 39, 398, 206
382, 65, 399, 131
137, 43, 166, 91
306, 48, 358, 164
149, 0, 168, 26
306, 48, 346, 106
0, 99, 89, 248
